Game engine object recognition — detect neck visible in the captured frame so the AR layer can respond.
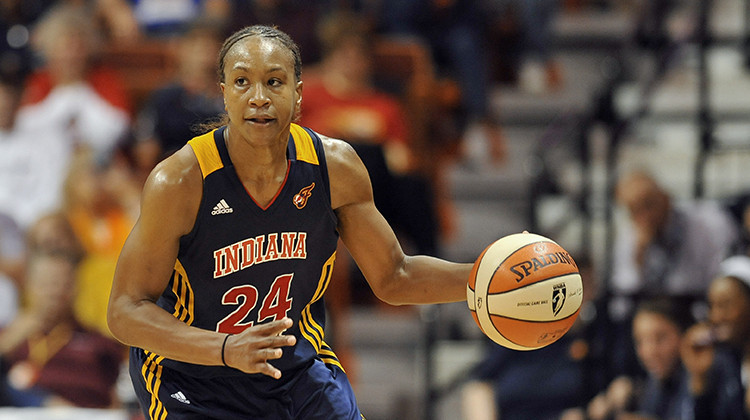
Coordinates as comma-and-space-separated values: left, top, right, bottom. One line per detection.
224, 126, 288, 177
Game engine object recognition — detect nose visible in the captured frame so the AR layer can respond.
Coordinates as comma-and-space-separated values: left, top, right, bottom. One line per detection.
247, 82, 270, 107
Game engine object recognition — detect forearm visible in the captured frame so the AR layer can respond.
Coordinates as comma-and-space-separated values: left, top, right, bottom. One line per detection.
108, 297, 224, 366
376, 255, 472, 305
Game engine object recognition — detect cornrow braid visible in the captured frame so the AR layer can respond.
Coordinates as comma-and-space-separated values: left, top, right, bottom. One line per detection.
217, 25, 302, 83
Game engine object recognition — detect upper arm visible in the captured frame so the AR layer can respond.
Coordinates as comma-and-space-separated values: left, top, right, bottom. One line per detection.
109, 146, 202, 308
325, 138, 406, 300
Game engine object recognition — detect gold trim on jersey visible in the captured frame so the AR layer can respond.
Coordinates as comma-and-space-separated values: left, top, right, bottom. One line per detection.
171, 259, 195, 325
141, 351, 167, 419
290, 123, 319, 165
297, 251, 344, 371
319, 342, 344, 371
188, 130, 224, 179
188, 125, 318, 178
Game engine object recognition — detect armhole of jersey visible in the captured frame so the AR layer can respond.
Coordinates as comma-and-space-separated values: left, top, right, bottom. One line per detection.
187, 129, 224, 179
181, 129, 224, 246
299, 126, 337, 225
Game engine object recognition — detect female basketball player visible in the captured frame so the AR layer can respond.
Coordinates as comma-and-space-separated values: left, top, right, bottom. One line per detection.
107, 25, 472, 419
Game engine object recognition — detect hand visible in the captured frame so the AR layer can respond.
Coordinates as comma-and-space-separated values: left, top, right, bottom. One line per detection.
222, 318, 297, 379
587, 394, 611, 420
680, 322, 716, 395
607, 376, 634, 411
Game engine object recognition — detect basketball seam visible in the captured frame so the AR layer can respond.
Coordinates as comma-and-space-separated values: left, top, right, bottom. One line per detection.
487, 308, 580, 323
488, 308, 581, 349
495, 240, 551, 269
481, 240, 551, 349
474, 235, 578, 350
487, 272, 580, 295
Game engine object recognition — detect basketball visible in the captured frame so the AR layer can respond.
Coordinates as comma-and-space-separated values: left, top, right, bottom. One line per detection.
467, 232, 583, 350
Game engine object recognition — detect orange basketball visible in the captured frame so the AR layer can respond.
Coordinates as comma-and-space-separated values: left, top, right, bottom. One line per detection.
467, 233, 583, 350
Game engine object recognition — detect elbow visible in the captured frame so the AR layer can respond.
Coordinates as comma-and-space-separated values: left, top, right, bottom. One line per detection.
370, 271, 409, 306
106, 298, 131, 345
372, 288, 408, 306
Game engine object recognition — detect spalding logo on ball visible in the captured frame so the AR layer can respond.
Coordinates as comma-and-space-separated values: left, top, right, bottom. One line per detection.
467, 232, 583, 350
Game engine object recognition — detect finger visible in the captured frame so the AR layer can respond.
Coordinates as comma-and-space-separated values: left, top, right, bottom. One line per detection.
253, 361, 283, 379
252, 317, 294, 336
257, 334, 296, 349
263, 347, 284, 361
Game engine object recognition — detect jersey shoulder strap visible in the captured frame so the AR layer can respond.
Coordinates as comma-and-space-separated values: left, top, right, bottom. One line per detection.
188, 128, 224, 179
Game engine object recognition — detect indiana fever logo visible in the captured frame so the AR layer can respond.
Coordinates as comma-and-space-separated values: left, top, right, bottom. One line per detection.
293, 183, 315, 209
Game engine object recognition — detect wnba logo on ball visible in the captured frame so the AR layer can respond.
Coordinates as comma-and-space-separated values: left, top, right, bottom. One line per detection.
551, 283, 566, 316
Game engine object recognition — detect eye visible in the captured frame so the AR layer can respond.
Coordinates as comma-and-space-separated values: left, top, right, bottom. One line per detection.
234, 77, 247, 87
268, 78, 282, 87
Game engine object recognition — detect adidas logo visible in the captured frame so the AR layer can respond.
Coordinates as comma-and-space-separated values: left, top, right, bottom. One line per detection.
170, 391, 190, 404
211, 199, 234, 215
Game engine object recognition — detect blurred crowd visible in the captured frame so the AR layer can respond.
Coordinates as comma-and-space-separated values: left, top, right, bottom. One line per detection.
462, 170, 750, 420
1, 1, 748, 420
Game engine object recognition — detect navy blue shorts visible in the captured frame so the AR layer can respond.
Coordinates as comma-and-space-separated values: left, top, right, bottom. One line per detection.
130, 348, 363, 420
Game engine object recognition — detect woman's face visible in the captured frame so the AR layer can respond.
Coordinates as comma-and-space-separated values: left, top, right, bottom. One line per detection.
220, 36, 302, 147
633, 311, 683, 381
708, 276, 750, 347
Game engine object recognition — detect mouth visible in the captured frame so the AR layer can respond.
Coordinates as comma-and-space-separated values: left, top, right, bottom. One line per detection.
246, 117, 276, 125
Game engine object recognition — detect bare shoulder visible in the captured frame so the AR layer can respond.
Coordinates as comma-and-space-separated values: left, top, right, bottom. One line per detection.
320, 135, 372, 210
141, 144, 203, 235
146, 145, 201, 192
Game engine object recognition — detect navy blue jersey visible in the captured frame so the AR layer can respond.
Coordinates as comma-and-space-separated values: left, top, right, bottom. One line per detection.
137, 124, 341, 378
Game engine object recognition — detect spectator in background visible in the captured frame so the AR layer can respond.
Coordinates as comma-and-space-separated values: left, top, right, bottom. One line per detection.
0, 213, 124, 408
63, 149, 139, 338
0, 214, 23, 328
0, 70, 72, 233
0, 0, 138, 81
128, 0, 229, 38
0, 74, 35, 316
93, 0, 142, 43
18, 3, 132, 164
562, 297, 695, 420
0, 0, 51, 82
301, 12, 414, 176
376, 0, 506, 167
133, 20, 225, 178
223, 0, 323, 66
513, 0, 564, 94
681, 256, 750, 419
461, 253, 606, 420
611, 169, 739, 300
300, 12, 441, 302
609, 169, 740, 376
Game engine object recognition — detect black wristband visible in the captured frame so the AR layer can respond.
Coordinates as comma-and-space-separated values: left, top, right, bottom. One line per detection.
221, 334, 232, 367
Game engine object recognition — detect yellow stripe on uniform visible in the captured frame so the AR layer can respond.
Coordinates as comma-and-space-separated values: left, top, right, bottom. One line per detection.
319, 357, 344, 370
299, 308, 322, 353
141, 352, 167, 420
171, 259, 195, 325
319, 342, 345, 372
188, 130, 224, 179
290, 124, 319, 165
311, 253, 335, 302
145, 349, 165, 366
298, 252, 336, 354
